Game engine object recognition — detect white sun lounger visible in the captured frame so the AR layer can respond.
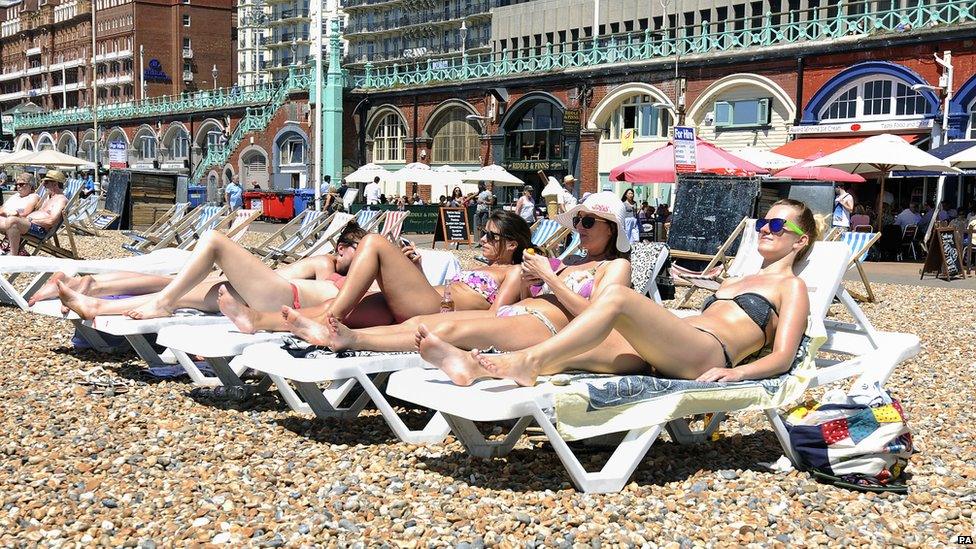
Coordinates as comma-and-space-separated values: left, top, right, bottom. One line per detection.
384, 242, 921, 492
155, 248, 462, 391
0, 247, 193, 310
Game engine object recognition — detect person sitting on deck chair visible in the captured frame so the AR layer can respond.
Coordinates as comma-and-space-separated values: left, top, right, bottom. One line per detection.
0, 170, 68, 256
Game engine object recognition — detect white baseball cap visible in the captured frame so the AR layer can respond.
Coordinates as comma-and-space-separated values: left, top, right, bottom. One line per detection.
555, 191, 630, 253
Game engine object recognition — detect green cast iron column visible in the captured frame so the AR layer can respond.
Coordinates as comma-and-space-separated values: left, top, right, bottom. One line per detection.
323, 18, 344, 185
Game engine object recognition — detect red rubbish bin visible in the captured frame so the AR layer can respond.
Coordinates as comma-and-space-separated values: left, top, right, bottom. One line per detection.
261, 191, 295, 222
243, 191, 263, 213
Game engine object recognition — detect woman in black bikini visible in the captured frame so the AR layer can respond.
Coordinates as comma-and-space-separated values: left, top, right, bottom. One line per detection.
419, 199, 818, 387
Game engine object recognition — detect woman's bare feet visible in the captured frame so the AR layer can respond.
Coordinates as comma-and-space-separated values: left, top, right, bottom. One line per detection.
124, 299, 174, 320
29, 272, 68, 306
281, 306, 332, 346
475, 350, 541, 387
56, 281, 101, 319
416, 324, 491, 387
325, 317, 358, 352
217, 285, 259, 334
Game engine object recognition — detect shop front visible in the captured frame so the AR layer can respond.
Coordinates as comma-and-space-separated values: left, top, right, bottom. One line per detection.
494, 94, 579, 205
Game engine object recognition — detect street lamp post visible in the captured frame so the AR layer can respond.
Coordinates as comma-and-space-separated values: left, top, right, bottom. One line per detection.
460, 21, 467, 57
211, 64, 218, 90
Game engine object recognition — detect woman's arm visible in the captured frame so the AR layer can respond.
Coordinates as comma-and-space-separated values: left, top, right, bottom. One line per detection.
698, 277, 810, 382
530, 256, 631, 318
489, 265, 523, 312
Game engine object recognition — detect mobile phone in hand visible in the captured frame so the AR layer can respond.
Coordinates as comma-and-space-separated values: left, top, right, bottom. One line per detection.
399, 237, 413, 249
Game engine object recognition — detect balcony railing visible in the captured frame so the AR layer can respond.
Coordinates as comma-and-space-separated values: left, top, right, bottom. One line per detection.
353, 0, 976, 89
182, 47, 194, 58
345, 4, 491, 34
183, 71, 194, 82
10, 68, 311, 130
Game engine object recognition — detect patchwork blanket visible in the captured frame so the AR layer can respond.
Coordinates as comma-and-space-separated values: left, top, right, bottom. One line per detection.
551, 328, 825, 441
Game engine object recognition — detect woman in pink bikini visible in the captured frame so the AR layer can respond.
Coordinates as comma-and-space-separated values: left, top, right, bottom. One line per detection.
217, 209, 536, 333
282, 192, 632, 354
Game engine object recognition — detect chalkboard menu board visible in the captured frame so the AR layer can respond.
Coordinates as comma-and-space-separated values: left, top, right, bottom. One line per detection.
921, 228, 965, 281
433, 207, 472, 247
668, 174, 760, 258
104, 171, 131, 229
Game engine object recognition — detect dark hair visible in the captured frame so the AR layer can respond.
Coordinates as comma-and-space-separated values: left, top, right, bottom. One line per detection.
373, 176, 380, 183
451, 187, 463, 198
603, 222, 629, 260
621, 188, 635, 200
487, 209, 539, 263
336, 221, 368, 246
772, 198, 819, 262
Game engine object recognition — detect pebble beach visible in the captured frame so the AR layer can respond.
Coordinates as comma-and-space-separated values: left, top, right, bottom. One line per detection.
1, 232, 973, 547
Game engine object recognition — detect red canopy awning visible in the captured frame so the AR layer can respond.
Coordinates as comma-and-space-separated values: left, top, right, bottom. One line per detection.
773, 134, 922, 159
609, 139, 769, 184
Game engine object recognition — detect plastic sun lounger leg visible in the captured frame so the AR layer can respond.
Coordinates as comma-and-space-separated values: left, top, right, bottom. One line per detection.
74, 321, 129, 353
123, 334, 170, 367
442, 413, 533, 459
0, 275, 29, 309
292, 378, 373, 421
171, 348, 224, 387
665, 412, 727, 444
352, 370, 450, 444
264, 374, 313, 415
530, 405, 664, 493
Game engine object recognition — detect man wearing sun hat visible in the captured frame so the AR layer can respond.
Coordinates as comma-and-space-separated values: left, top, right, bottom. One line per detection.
1, 169, 68, 256
556, 174, 579, 214
554, 190, 631, 255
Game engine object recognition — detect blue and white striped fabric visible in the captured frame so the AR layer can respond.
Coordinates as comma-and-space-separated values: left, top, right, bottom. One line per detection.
532, 219, 563, 247
63, 178, 82, 199
840, 231, 878, 263
273, 210, 325, 254
355, 209, 381, 230
558, 231, 582, 260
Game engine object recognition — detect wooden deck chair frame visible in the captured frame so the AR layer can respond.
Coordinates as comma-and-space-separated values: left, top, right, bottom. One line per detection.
530, 219, 571, 253
379, 210, 410, 242
124, 204, 212, 254
280, 212, 355, 264
66, 193, 101, 236
122, 203, 189, 243
211, 208, 263, 242
839, 231, 882, 303
670, 217, 749, 308
249, 210, 332, 261
20, 213, 78, 259
154, 205, 230, 252
385, 242, 919, 493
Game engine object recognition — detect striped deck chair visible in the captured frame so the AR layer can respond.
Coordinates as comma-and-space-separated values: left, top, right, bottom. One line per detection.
354, 209, 383, 232
217, 209, 263, 243
557, 231, 582, 260
123, 203, 195, 253
147, 204, 228, 253
123, 203, 188, 239
294, 212, 356, 261
838, 230, 881, 303
252, 210, 331, 262
531, 218, 570, 253
380, 210, 410, 242
669, 218, 757, 308
66, 193, 101, 236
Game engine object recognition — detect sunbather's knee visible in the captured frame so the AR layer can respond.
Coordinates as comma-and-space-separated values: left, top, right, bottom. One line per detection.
198, 229, 231, 250
359, 233, 388, 252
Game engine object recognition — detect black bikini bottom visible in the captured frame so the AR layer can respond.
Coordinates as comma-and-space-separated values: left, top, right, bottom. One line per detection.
695, 327, 734, 369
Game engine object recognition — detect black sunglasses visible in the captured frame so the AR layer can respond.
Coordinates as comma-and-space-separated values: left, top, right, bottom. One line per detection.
572, 215, 605, 229
483, 229, 505, 242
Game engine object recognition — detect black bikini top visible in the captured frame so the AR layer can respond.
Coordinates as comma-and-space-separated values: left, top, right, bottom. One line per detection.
701, 292, 779, 344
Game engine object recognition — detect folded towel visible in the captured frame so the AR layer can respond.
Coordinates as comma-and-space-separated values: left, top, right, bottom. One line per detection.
280, 336, 415, 360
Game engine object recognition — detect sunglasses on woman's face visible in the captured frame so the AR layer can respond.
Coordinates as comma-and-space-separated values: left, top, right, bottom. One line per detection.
755, 217, 805, 236
482, 230, 505, 243
572, 215, 605, 229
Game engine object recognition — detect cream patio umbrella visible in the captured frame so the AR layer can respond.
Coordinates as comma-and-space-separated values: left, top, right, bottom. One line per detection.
460, 164, 525, 186
432, 165, 478, 198
0, 148, 38, 166
730, 147, 800, 171
807, 133, 959, 229
344, 162, 393, 184
944, 143, 976, 170
10, 148, 94, 169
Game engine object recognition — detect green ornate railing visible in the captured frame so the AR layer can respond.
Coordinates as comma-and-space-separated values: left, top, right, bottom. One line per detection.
353, 0, 974, 89
9, 68, 314, 131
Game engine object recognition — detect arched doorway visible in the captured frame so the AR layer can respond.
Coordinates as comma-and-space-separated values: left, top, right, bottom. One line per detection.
239, 146, 270, 189
499, 94, 571, 202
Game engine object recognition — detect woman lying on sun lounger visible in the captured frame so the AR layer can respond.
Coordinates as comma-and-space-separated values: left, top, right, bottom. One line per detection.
418, 199, 818, 387
277, 192, 633, 354
56, 222, 374, 321
217, 210, 536, 333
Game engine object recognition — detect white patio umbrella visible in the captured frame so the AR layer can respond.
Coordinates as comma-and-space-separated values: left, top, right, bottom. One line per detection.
11, 148, 94, 169
344, 162, 393, 184
808, 133, 959, 229
393, 162, 444, 186
461, 164, 525, 186
944, 143, 976, 170
431, 165, 478, 197
730, 147, 799, 171
0, 148, 37, 166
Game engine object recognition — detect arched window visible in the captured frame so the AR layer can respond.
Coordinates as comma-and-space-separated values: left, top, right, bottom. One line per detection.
37, 136, 54, 150
167, 127, 190, 160
372, 112, 404, 163
430, 109, 479, 164
505, 101, 564, 162
277, 132, 306, 166
602, 95, 671, 139
134, 128, 157, 161
821, 78, 929, 121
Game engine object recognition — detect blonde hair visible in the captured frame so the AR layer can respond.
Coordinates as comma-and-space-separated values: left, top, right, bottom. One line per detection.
771, 198, 819, 262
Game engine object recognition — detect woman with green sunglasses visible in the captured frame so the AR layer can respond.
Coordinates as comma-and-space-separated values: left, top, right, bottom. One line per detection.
421, 199, 821, 387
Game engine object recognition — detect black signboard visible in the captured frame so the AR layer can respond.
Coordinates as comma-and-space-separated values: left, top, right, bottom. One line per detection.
668, 174, 760, 258
504, 160, 567, 172
563, 108, 581, 137
104, 170, 132, 229
433, 207, 471, 247
921, 227, 965, 281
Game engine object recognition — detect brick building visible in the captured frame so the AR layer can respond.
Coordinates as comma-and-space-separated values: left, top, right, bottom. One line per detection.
0, 0, 235, 117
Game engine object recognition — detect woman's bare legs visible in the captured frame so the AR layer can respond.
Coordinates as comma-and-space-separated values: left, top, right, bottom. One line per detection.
30, 271, 179, 305
125, 231, 299, 319
471, 284, 723, 386
285, 309, 494, 351
218, 289, 394, 334
328, 233, 442, 322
